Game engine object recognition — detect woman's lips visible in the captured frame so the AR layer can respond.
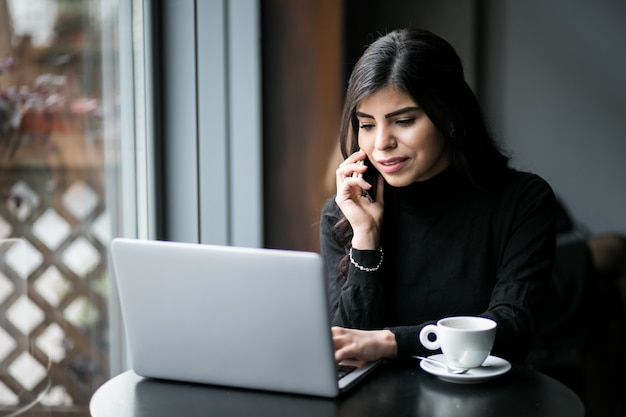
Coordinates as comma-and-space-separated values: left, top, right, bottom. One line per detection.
376, 157, 409, 174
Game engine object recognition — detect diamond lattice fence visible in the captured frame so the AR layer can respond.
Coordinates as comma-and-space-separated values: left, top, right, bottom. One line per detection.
0, 166, 109, 415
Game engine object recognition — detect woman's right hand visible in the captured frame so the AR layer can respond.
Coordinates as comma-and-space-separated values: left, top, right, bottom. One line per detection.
335, 150, 385, 250
332, 326, 397, 362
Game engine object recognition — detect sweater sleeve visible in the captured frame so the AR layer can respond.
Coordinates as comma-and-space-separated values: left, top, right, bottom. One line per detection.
320, 197, 388, 329
480, 174, 556, 361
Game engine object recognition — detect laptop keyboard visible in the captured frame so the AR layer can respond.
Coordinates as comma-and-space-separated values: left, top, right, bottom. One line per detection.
337, 364, 357, 380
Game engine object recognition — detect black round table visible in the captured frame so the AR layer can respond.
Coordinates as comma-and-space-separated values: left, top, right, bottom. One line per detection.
90, 361, 584, 417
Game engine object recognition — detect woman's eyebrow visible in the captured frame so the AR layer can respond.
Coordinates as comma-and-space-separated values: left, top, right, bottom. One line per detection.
355, 111, 374, 119
355, 106, 420, 120
384, 106, 420, 118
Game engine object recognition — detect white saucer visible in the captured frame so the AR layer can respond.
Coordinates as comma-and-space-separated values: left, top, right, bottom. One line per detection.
417, 354, 511, 384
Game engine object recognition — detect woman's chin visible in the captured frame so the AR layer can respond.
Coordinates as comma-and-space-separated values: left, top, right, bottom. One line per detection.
381, 175, 413, 188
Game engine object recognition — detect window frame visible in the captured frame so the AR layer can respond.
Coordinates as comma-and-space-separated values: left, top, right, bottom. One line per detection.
110, 0, 262, 374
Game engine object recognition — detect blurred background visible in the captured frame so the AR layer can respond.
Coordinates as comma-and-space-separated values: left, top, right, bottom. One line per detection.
0, 0, 624, 415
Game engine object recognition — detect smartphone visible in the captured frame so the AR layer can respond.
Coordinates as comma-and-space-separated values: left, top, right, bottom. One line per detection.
353, 157, 379, 201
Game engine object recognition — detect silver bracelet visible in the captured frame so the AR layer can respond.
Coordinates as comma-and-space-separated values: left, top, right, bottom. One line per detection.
349, 247, 384, 272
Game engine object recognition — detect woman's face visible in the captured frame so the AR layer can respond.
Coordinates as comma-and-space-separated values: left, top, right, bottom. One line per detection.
356, 85, 451, 187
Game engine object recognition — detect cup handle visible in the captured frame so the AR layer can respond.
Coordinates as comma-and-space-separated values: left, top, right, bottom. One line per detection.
419, 324, 440, 350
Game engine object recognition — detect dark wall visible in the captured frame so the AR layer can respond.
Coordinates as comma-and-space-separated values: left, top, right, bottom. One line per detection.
261, 0, 343, 251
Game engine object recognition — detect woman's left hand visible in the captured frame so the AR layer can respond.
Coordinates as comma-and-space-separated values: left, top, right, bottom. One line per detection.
332, 326, 397, 362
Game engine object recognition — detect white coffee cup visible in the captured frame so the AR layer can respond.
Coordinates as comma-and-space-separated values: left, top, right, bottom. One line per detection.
419, 316, 497, 369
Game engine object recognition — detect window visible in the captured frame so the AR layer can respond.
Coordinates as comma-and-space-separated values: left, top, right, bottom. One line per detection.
1, 0, 261, 414
0, 0, 138, 413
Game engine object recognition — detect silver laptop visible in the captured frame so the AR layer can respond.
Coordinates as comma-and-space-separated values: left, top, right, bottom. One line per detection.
110, 238, 379, 397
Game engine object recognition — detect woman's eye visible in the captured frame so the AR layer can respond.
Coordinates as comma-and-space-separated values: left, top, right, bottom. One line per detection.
359, 123, 374, 131
396, 118, 416, 126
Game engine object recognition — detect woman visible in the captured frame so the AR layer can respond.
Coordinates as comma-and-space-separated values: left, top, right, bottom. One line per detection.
321, 29, 556, 364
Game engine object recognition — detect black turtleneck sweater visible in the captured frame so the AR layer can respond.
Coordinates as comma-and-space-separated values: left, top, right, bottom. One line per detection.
320, 167, 556, 363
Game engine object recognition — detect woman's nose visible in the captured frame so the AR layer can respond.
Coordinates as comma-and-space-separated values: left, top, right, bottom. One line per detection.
374, 126, 396, 150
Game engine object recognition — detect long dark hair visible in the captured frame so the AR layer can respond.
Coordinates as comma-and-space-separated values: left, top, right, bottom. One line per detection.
332, 28, 510, 276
